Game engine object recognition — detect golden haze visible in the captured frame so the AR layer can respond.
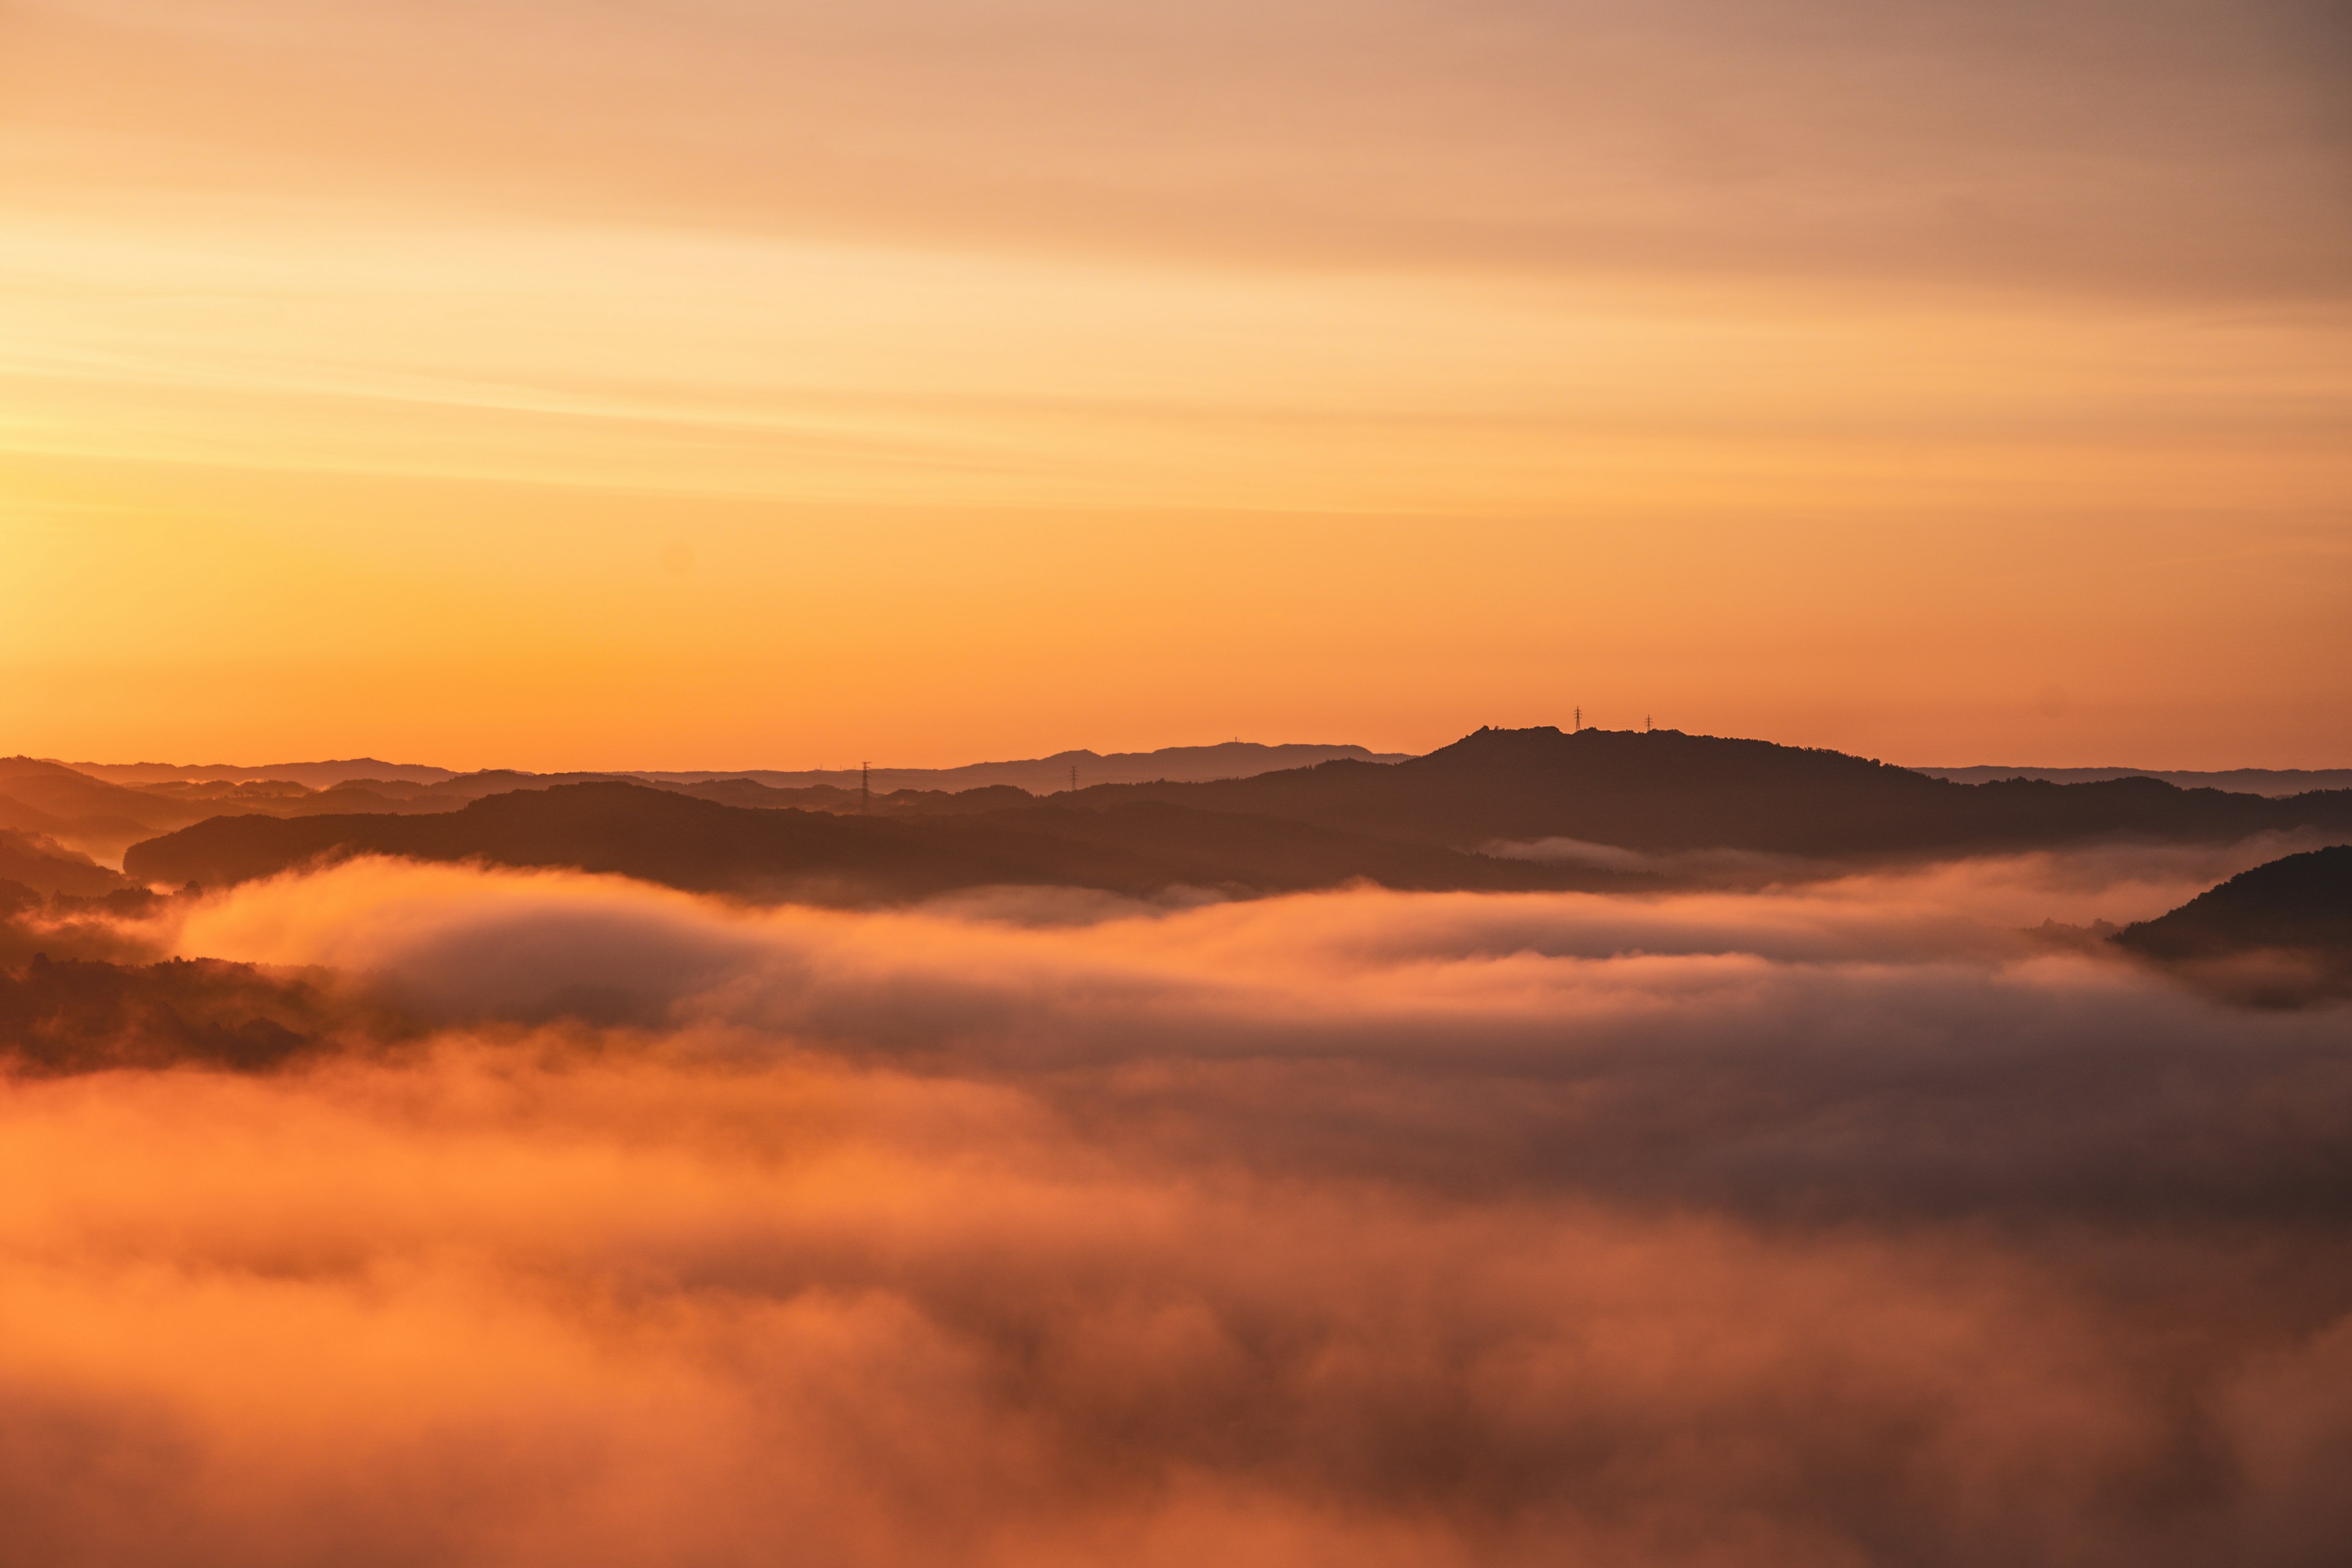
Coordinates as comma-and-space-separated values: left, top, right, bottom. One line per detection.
2, 0, 2347, 766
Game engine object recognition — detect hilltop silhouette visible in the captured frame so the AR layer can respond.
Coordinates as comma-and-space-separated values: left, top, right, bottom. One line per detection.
1074, 727, 2352, 854
0, 951, 356, 1074
68, 758, 459, 788
637, 741, 1411, 794
64, 741, 1401, 796
24, 743, 1411, 861
0, 829, 135, 898
2112, 845, 2352, 1004
124, 782, 1597, 903
112, 728, 2352, 902
0, 756, 215, 859
46, 729, 2352, 876
1920, 765, 2352, 797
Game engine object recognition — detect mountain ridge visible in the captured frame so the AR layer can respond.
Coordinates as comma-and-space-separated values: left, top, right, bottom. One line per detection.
1918, 765, 2352, 796
64, 741, 1406, 794
114, 727, 2352, 905
1070, 727, 2352, 855
122, 781, 1599, 904
2112, 844, 2352, 1005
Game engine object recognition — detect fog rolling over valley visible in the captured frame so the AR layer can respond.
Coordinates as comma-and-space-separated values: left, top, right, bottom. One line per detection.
0, 725, 2346, 1566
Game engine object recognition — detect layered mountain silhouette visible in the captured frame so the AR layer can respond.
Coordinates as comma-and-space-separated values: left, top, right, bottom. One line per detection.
56, 729, 2352, 880
1, 756, 477, 859
29, 742, 1411, 862
124, 782, 1596, 903
0, 756, 214, 859
69, 758, 459, 789
1071, 728, 2352, 856
2112, 845, 2352, 1004
637, 741, 1411, 794
116, 728, 2352, 903
0, 829, 137, 899
1921, 765, 2352, 797
67, 741, 1401, 796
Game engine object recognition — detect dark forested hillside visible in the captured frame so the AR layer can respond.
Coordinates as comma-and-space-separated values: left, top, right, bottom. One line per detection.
2112, 845, 2352, 1005
0, 951, 358, 1073
1076, 727, 2352, 854
2115, 845, 2352, 960
124, 782, 1596, 903
118, 729, 2352, 903
0, 829, 136, 898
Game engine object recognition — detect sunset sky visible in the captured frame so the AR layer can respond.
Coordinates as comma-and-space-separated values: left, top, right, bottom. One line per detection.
4, 0, 2347, 769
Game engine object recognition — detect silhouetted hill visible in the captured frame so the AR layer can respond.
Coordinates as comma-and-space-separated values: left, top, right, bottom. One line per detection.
66, 742, 1405, 796
68, 758, 459, 788
115, 729, 2352, 898
2111, 845, 2352, 1006
0, 951, 355, 1074
0, 756, 212, 857
0, 829, 137, 898
2114, 846, 2352, 960
4, 758, 464, 860
21, 756, 1061, 864
636, 741, 1410, 793
662, 780, 1038, 815
1919, 766, 2352, 797
134, 778, 314, 803
123, 782, 1600, 903
1080, 727, 2352, 856
336, 745, 1411, 803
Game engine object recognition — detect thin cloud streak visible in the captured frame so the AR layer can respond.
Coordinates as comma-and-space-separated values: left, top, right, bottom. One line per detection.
11, 1, 2349, 297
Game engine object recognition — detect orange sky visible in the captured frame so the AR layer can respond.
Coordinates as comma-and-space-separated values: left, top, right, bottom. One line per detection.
3, 0, 2348, 769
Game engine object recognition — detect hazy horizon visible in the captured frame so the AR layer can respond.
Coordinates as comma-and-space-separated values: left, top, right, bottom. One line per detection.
39, 728, 2352, 783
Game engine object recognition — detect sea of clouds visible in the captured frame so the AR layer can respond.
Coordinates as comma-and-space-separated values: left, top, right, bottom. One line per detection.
3, 843, 2348, 1566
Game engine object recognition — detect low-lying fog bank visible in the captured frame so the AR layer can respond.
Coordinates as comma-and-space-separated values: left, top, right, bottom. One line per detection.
2, 845, 2347, 1566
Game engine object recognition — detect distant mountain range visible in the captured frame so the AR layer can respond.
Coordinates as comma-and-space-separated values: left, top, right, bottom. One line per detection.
37, 738, 2350, 869
67, 758, 461, 788
111, 726, 2352, 905
1918, 766, 2352, 797
0, 828, 129, 899
124, 782, 1593, 903
64, 741, 1406, 794
0, 757, 224, 862
638, 742, 1414, 794
63, 746, 2352, 801
5, 744, 1406, 863
1077, 727, 2352, 857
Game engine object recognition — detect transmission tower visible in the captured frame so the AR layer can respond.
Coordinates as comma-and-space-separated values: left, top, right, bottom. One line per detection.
861, 761, 870, 813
